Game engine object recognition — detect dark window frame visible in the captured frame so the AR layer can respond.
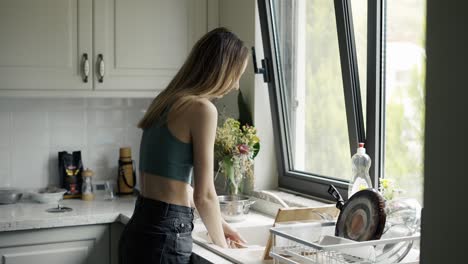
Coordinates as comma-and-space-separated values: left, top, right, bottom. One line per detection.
256, 0, 385, 201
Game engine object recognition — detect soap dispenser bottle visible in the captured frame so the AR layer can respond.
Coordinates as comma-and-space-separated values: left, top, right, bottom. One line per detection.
348, 142, 372, 198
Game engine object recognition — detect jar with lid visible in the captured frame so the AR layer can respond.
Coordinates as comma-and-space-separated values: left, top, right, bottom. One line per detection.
81, 168, 95, 201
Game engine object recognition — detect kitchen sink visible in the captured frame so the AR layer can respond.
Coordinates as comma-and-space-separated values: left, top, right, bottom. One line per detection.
192, 223, 273, 264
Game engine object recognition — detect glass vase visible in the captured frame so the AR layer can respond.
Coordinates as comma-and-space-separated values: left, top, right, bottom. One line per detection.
221, 156, 247, 195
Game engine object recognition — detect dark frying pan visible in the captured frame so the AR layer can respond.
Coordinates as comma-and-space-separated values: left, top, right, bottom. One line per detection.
328, 185, 386, 241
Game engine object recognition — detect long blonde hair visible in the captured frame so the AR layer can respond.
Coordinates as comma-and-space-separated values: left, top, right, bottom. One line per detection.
138, 27, 249, 129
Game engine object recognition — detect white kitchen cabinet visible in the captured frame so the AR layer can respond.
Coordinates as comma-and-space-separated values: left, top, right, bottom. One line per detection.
94, 0, 208, 91
0, 0, 93, 91
0, 225, 109, 264
0, 0, 213, 96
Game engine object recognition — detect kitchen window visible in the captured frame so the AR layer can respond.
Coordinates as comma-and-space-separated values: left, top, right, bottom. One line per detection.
257, 0, 426, 203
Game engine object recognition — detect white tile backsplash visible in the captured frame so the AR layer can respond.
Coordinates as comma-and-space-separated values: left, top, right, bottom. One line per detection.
0, 98, 151, 189
87, 110, 126, 127
87, 98, 128, 109
13, 126, 50, 147
87, 127, 125, 146
12, 148, 50, 188
49, 111, 86, 127
12, 111, 48, 129
0, 172, 11, 187
124, 127, 143, 146
88, 146, 120, 169
0, 150, 11, 187
50, 126, 87, 148
126, 110, 146, 127
0, 112, 10, 147
93, 166, 119, 182
0, 150, 9, 171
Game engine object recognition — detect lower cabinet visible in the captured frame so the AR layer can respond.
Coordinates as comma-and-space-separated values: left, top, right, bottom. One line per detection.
0, 225, 110, 264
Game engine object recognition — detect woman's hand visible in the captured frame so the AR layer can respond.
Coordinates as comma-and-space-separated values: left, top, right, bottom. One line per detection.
222, 221, 247, 248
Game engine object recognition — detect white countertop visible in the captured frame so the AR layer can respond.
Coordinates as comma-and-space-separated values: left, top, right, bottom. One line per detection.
0, 196, 135, 232
0, 195, 420, 264
0, 195, 275, 264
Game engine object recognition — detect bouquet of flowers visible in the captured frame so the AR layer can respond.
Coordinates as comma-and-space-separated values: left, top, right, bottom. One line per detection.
214, 118, 260, 195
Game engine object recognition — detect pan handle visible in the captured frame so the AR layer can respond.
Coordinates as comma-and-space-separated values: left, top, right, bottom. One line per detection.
328, 185, 345, 210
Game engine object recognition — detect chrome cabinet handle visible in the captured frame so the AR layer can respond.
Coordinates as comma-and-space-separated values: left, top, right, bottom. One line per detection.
82, 53, 89, 83
97, 54, 105, 83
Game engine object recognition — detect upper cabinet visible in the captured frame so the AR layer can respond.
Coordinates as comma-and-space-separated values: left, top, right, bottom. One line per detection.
0, 0, 210, 96
0, 0, 93, 91
94, 0, 207, 91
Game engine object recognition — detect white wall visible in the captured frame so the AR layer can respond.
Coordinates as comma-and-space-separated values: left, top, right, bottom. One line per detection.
0, 98, 151, 189
217, 0, 278, 190
253, 2, 278, 190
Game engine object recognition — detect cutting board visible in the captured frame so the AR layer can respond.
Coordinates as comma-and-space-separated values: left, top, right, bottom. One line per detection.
262, 205, 340, 260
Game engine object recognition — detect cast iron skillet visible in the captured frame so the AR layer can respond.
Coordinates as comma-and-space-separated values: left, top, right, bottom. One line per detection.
328, 185, 386, 241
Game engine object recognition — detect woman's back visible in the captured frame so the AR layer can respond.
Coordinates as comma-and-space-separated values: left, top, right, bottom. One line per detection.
138, 98, 211, 207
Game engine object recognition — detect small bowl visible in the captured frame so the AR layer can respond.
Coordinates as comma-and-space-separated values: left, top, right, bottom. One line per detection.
30, 187, 67, 204
0, 188, 23, 204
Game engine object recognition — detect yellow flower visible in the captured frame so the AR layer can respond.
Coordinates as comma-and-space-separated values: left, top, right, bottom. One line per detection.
215, 117, 260, 161
381, 179, 390, 189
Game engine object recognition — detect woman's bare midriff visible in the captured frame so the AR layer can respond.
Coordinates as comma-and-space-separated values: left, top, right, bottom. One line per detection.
139, 171, 192, 208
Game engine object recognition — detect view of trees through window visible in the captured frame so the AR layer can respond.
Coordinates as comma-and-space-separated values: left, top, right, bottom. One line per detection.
274, 0, 352, 181
385, 0, 426, 204
272, 0, 426, 203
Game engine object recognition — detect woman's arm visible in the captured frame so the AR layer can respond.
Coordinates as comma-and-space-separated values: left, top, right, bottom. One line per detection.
188, 185, 246, 246
190, 99, 228, 248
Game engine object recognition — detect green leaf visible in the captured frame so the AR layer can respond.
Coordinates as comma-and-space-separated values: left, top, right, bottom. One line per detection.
252, 142, 260, 159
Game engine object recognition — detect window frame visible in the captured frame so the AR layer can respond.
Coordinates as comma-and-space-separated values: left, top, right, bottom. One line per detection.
256, 0, 385, 201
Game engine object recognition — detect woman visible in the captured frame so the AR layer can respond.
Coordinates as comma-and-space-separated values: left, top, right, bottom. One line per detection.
119, 27, 250, 263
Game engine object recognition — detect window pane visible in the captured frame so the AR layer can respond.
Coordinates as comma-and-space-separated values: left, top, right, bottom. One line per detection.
272, 0, 351, 180
385, 0, 426, 204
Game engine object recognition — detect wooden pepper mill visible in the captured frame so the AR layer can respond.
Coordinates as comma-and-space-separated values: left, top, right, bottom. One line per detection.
117, 147, 136, 195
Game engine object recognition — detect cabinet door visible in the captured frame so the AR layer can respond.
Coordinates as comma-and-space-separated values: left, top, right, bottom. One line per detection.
94, 0, 207, 91
0, 0, 93, 91
1, 241, 91, 264
0, 225, 109, 264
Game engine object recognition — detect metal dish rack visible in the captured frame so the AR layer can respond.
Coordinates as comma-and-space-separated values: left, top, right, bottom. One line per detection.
269, 221, 420, 264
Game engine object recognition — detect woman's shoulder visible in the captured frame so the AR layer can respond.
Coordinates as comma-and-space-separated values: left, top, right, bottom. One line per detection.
186, 98, 218, 118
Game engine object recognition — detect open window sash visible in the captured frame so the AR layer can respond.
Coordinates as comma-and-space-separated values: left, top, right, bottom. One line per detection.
256, 0, 374, 200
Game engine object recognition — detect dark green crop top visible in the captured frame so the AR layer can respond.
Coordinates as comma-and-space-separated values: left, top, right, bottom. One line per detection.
139, 109, 193, 184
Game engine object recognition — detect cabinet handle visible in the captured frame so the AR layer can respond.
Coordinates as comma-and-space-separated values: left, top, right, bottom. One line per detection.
82, 53, 89, 83
97, 54, 105, 83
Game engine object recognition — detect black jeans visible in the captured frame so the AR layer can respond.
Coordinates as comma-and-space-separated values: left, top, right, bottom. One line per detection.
119, 195, 195, 264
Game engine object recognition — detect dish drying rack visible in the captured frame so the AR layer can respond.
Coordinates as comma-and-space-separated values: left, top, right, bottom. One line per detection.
269, 221, 420, 264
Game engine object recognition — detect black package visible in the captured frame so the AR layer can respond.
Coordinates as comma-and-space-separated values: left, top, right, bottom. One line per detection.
58, 151, 83, 199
